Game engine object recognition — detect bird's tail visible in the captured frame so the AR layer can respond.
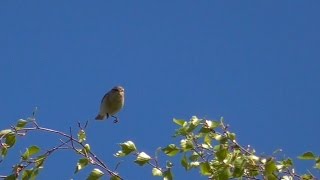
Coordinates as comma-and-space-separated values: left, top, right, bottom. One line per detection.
95, 114, 106, 120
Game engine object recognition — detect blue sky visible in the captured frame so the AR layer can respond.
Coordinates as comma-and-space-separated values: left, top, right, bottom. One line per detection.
1, 1, 319, 179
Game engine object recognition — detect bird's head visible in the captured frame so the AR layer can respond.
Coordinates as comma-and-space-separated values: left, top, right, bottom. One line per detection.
112, 86, 125, 93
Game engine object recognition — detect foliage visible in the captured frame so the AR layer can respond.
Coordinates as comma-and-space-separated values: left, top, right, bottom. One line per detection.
0, 113, 319, 180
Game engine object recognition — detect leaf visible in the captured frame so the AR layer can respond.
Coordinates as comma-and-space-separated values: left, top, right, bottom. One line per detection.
162, 144, 180, 156
87, 168, 104, 180
0, 129, 13, 137
315, 158, 320, 169
186, 116, 201, 133
189, 152, 200, 161
152, 168, 162, 176
189, 161, 200, 168
4, 174, 17, 180
35, 155, 46, 168
300, 174, 314, 180
134, 152, 151, 166
204, 134, 212, 145
75, 158, 89, 173
298, 152, 316, 160
22, 170, 32, 180
22, 146, 40, 160
226, 132, 236, 141
200, 120, 220, 133
28, 146, 40, 156
110, 175, 121, 180
248, 155, 259, 161
233, 158, 245, 177
174, 126, 188, 136
163, 169, 173, 180
84, 144, 91, 152
264, 159, 277, 175
216, 145, 228, 162
78, 130, 86, 143
114, 141, 137, 157
218, 167, 231, 180
199, 162, 211, 176
16, 119, 28, 129
1, 147, 8, 157
173, 119, 186, 126
5, 134, 16, 147
281, 158, 293, 168
180, 139, 194, 152
22, 168, 40, 180
181, 154, 189, 170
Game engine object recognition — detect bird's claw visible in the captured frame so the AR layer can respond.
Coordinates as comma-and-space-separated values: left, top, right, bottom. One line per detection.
112, 116, 119, 123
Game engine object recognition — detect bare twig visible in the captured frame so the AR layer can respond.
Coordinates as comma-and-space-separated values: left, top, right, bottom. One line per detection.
4, 121, 123, 179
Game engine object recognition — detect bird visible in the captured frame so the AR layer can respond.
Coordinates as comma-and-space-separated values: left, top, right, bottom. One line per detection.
95, 86, 125, 123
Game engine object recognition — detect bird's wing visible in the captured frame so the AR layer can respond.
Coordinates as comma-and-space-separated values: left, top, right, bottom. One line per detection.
101, 91, 110, 104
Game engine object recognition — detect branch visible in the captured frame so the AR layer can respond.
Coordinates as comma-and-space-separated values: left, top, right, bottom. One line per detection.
5, 121, 123, 180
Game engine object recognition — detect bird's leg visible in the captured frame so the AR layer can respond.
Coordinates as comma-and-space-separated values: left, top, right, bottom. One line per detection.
112, 115, 119, 123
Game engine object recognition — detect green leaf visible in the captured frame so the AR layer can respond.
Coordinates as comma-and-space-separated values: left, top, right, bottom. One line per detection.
22, 146, 40, 160
110, 175, 121, 180
186, 116, 201, 133
163, 169, 173, 180
22, 170, 32, 180
174, 126, 188, 136
28, 146, 40, 156
315, 158, 320, 169
199, 162, 211, 176
301, 174, 314, 180
75, 158, 89, 173
200, 120, 220, 133
134, 152, 151, 166
78, 130, 86, 143
16, 119, 28, 129
87, 168, 104, 180
0, 129, 13, 137
173, 119, 186, 126
1, 147, 9, 157
162, 144, 180, 156
248, 154, 259, 161
180, 139, 194, 152
5, 134, 16, 147
216, 145, 228, 162
265, 174, 277, 180
189, 152, 200, 161
233, 158, 245, 177
35, 155, 46, 168
281, 158, 293, 168
218, 167, 231, 180
226, 132, 236, 141
264, 159, 277, 175
4, 174, 17, 180
213, 134, 228, 144
22, 170, 33, 180
84, 144, 91, 152
181, 154, 189, 171
206, 120, 220, 129
114, 141, 137, 157
21, 168, 40, 180
189, 161, 200, 168
152, 168, 162, 176
298, 152, 316, 160
203, 134, 212, 145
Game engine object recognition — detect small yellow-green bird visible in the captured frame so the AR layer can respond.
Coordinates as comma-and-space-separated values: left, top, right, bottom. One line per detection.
95, 86, 125, 123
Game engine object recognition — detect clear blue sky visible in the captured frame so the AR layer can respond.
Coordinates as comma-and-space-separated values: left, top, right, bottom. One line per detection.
1, 1, 319, 179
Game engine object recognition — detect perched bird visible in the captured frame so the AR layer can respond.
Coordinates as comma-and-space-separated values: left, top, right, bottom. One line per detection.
95, 86, 125, 123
